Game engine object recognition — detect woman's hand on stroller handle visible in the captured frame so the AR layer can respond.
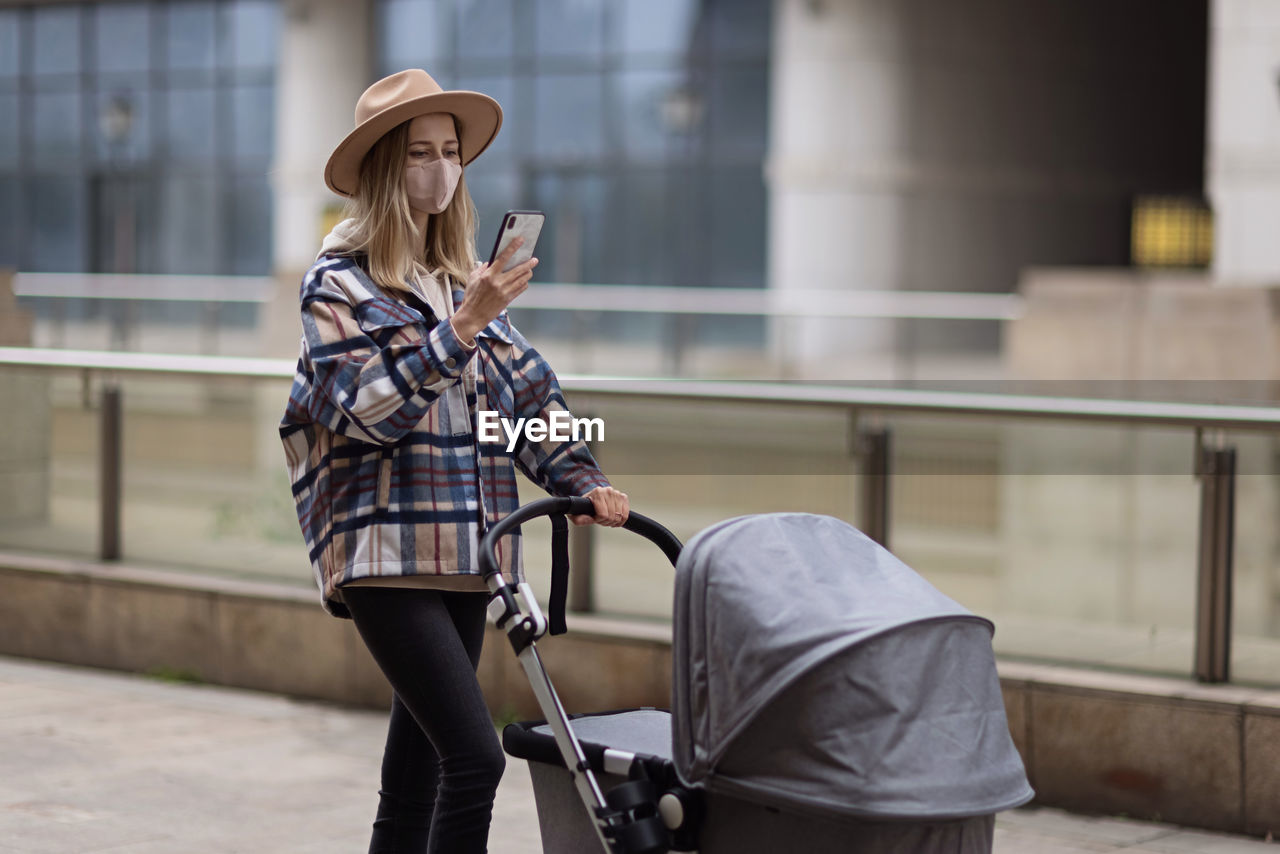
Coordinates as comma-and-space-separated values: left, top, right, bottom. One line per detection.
570, 485, 629, 528
477, 497, 681, 587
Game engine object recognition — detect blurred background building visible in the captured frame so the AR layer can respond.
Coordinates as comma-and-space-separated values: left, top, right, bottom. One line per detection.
6, 0, 1273, 374
0, 0, 772, 283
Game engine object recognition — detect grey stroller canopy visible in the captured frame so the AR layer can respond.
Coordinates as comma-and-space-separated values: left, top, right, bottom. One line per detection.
671, 513, 1034, 821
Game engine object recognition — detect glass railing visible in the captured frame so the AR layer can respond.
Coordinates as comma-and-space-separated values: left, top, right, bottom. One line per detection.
1, 347, 1277, 687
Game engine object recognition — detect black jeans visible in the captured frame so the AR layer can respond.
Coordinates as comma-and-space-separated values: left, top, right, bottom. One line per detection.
343, 586, 504, 854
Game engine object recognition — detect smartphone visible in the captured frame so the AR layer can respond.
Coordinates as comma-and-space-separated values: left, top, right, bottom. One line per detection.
487, 210, 545, 273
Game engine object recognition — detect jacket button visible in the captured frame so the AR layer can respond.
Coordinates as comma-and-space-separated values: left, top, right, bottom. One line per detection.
445, 357, 456, 369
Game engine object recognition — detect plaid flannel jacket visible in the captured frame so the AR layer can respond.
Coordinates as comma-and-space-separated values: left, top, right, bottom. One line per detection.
280, 253, 610, 618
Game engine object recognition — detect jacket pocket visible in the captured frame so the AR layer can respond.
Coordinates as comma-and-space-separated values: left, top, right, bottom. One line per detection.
355, 297, 428, 334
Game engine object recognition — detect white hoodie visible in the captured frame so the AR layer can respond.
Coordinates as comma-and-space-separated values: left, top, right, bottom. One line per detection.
317, 218, 454, 323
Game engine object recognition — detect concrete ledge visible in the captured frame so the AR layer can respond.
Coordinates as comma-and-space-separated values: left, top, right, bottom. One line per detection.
0, 553, 390, 707
0, 552, 672, 718
0, 553, 1276, 839
1000, 660, 1280, 838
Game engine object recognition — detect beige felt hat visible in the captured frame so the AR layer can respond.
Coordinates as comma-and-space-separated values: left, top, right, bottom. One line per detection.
324, 69, 503, 198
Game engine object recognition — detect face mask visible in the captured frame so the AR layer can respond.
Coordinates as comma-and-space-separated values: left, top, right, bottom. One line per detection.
405, 157, 462, 214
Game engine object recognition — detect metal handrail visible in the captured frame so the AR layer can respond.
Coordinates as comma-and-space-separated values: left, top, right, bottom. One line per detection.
12, 273, 1022, 320
2, 347, 1279, 432
513, 284, 1024, 320
13, 273, 275, 303
0, 347, 294, 378
8, 275, 1020, 376
0, 345, 1270, 683
562, 378, 1280, 432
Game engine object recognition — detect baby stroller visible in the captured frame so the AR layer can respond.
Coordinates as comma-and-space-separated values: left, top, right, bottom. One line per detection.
480, 500, 1033, 854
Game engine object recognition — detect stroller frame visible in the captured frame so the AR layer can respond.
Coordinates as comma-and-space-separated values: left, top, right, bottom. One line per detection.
479, 496, 683, 854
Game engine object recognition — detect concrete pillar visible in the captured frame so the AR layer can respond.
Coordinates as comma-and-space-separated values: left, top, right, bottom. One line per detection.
1207, 0, 1280, 284
272, 0, 372, 281
258, 0, 372, 491
768, 0, 1205, 378
265, 0, 372, 365
767, 0, 904, 376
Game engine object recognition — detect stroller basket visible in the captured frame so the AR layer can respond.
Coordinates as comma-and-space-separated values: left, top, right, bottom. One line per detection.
503, 709, 689, 854
480, 502, 1033, 854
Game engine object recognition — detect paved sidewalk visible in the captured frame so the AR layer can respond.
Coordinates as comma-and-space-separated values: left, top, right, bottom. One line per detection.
0, 655, 1273, 853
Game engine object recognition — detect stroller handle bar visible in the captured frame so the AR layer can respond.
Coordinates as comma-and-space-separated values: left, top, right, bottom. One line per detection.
479, 496, 683, 581
479, 497, 683, 645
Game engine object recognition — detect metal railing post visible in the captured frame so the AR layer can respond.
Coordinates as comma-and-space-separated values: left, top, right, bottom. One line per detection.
856, 423, 892, 549
1194, 435, 1235, 683
665, 313, 695, 377
100, 383, 123, 561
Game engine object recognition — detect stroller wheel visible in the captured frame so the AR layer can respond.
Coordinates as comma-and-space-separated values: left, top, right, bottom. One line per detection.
604, 780, 668, 854
605, 778, 657, 815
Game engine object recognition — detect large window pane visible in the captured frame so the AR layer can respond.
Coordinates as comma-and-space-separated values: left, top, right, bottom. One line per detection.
129, 174, 161, 274
616, 0, 699, 57
32, 91, 82, 167
574, 172, 607, 285
167, 2, 217, 73
602, 167, 671, 285
96, 4, 151, 73
456, 0, 514, 63
157, 174, 219, 274
33, 7, 81, 76
0, 93, 17, 167
90, 170, 146, 274
0, 174, 16, 267
663, 165, 706, 286
378, 0, 446, 75
534, 74, 605, 159
165, 87, 217, 162
29, 175, 87, 272
528, 172, 563, 282
708, 165, 765, 287
709, 65, 768, 155
465, 166, 523, 259
228, 84, 273, 163
226, 175, 271, 274
536, 0, 605, 60
453, 74, 514, 161
221, 0, 279, 69
710, 0, 770, 56
0, 11, 20, 78
531, 171, 605, 284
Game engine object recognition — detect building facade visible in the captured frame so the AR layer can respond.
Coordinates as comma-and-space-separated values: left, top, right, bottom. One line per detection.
2, 0, 1275, 368
0, 0, 772, 296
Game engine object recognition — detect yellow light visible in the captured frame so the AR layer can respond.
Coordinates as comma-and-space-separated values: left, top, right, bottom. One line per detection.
1132, 196, 1213, 269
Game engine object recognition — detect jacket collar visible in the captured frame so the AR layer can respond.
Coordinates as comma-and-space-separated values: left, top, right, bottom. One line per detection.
330, 252, 514, 345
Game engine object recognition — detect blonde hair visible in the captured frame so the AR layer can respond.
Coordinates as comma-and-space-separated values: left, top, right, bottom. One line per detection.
341, 118, 479, 295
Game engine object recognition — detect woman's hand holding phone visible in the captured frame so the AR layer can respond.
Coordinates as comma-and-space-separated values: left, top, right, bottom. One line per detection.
451, 238, 538, 345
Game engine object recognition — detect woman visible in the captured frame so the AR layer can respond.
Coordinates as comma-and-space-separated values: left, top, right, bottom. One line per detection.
280, 69, 628, 853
